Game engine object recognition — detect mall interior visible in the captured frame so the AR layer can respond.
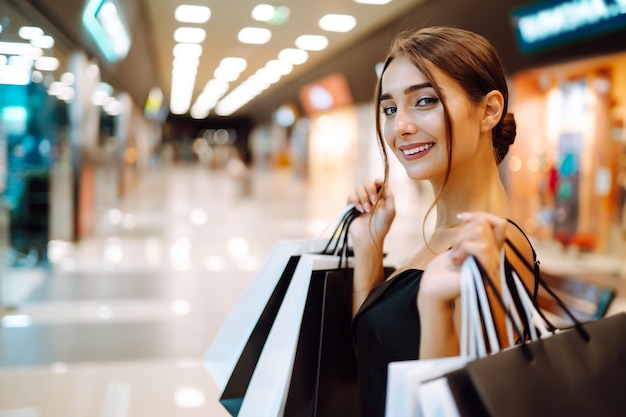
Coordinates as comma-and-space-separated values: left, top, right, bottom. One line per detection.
1, 0, 626, 415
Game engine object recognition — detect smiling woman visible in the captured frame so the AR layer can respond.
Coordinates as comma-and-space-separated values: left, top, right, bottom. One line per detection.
346, 26, 535, 417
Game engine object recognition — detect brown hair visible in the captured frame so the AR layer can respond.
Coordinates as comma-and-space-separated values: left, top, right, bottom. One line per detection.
373, 26, 516, 230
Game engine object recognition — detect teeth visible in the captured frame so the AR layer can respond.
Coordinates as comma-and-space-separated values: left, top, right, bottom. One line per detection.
402, 143, 433, 156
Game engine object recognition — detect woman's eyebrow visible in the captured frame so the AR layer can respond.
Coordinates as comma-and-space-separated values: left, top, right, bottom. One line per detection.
379, 82, 433, 102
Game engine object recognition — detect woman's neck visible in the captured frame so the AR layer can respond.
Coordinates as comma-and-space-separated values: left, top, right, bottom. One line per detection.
432, 164, 511, 229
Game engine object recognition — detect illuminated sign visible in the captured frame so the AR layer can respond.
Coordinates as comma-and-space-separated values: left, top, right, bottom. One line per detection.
511, 0, 626, 53
82, 0, 131, 62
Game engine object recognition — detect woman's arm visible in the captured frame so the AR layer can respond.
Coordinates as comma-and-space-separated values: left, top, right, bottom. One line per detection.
348, 179, 396, 315
418, 212, 509, 359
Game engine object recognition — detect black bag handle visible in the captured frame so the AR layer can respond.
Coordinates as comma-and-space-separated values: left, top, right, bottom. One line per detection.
472, 248, 591, 364
321, 206, 361, 269
502, 223, 590, 339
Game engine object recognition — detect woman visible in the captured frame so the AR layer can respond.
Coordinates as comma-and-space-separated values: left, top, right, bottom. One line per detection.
348, 26, 538, 417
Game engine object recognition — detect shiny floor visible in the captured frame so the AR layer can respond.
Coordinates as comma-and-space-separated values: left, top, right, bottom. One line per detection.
0, 162, 425, 417
1, 162, 625, 417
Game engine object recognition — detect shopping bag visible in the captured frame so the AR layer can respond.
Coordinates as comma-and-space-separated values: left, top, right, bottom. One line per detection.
205, 205, 360, 416
386, 248, 547, 417
456, 312, 626, 417
386, 356, 470, 417
217, 253, 301, 415
203, 239, 327, 390
283, 267, 359, 417
237, 253, 346, 417
433, 240, 626, 417
284, 265, 396, 417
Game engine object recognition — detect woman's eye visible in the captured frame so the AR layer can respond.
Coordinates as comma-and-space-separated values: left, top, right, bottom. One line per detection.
416, 96, 438, 107
382, 106, 396, 116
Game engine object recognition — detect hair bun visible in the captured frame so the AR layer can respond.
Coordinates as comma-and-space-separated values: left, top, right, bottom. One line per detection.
494, 112, 516, 164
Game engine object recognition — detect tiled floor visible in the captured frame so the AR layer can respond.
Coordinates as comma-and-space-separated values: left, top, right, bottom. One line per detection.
1, 162, 625, 416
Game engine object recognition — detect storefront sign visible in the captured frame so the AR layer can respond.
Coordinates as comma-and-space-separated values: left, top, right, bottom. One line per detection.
511, 0, 626, 53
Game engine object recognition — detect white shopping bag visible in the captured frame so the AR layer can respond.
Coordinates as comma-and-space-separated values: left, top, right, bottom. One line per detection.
237, 253, 349, 417
415, 253, 552, 417
386, 356, 469, 417
203, 237, 330, 392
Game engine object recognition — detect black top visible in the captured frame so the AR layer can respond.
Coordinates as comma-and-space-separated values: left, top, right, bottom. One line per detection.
352, 268, 423, 417
351, 219, 540, 417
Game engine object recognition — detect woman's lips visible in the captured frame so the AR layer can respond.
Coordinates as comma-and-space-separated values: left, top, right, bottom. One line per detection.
401, 143, 434, 159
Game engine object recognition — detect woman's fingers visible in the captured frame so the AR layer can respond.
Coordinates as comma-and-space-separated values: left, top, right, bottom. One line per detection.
448, 212, 508, 277
348, 179, 383, 213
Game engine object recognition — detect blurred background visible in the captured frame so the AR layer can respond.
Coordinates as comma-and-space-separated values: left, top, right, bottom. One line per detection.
1, 0, 626, 415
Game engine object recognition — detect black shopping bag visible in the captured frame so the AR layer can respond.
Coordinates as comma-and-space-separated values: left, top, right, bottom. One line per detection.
285, 266, 396, 417
458, 312, 626, 417
283, 267, 359, 417
218, 255, 301, 416
444, 240, 626, 417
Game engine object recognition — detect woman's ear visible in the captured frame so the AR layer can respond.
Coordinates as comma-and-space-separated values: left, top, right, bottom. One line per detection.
480, 90, 504, 132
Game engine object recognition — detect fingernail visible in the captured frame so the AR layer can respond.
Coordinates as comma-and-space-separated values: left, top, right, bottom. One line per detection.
457, 212, 472, 221
370, 194, 377, 205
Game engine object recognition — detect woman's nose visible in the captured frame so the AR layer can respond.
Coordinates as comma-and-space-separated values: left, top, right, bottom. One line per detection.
394, 109, 417, 136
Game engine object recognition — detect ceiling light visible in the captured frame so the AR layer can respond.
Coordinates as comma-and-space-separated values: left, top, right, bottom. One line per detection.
204, 79, 229, 95
173, 56, 199, 68
174, 27, 206, 43
31, 35, 55, 49
219, 57, 247, 73
238, 27, 272, 44
214, 66, 240, 82
18, 26, 44, 40
265, 59, 292, 76
255, 67, 281, 84
175, 5, 211, 23
8, 55, 34, 69
278, 48, 308, 65
173, 43, 203, 58
251, 4, 290, 24
319, 14, 357, 32
295, 35, 328, 51
354, 0, 392, 4
35, 56, 59, 71
0, 41, 42, 58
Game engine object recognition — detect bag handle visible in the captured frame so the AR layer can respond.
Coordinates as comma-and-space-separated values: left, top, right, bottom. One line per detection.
503, 237, 590, 341
471, 253, 591, 364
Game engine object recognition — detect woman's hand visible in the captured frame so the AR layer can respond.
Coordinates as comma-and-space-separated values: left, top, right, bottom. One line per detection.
418, 211, 508, 358
347, 179, 396, 249
420, 211, 507, 303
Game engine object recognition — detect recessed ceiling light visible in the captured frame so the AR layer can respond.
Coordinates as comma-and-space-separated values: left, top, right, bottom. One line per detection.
174, 27, 206, 43
175, 5, 211, 23
173, 43, 203, 58
319, 14, 357, 32
251, 4, 290, 24
219, 57, 247, 73
18, 26, 44, 40
35, 56, 59, 71
265, 59, 293, 76
238, 27, 272, 44
278, 48, 308, 65
31, 35, 55, 49
295, 35, 328, 51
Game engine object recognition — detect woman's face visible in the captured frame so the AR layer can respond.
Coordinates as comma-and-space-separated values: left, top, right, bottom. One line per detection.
379, 56, 484, 184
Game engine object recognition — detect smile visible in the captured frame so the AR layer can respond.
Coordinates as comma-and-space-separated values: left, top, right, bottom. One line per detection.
402, 143, 434, 156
